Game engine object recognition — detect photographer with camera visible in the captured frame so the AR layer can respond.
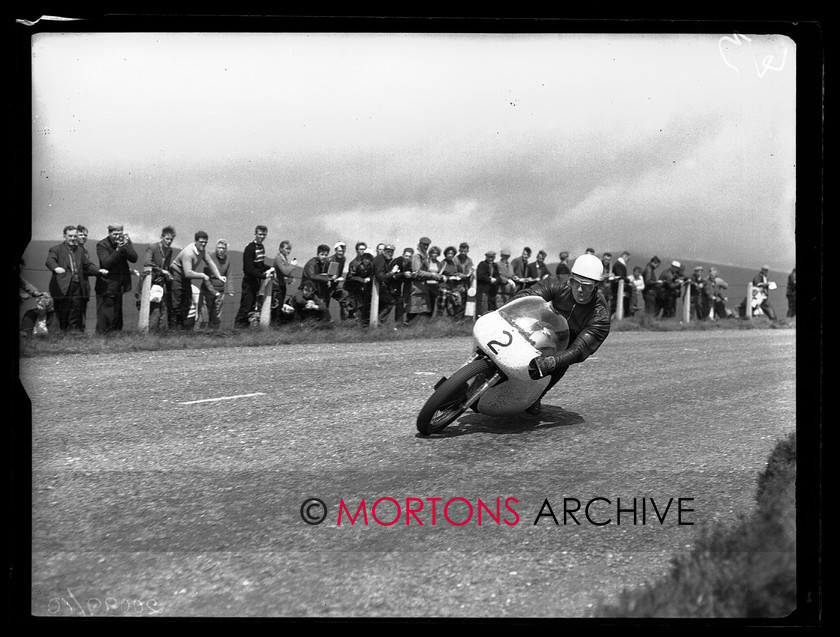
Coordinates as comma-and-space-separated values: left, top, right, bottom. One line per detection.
94, 224, 138, 333
658, 260, 686, 319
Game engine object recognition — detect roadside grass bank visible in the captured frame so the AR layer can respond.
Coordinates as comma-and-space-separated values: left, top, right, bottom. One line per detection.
19, 314, 794, 358
592, 431, 797, 618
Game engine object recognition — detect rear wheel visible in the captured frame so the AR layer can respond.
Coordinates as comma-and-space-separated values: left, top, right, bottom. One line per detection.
416, 359, 495, 435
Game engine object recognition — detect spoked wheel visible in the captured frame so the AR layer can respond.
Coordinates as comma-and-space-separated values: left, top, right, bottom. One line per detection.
416, 359, 495, 435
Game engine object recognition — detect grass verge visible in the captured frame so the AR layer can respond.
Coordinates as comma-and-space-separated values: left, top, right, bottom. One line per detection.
592, 431, 797, 618
18, 314, 794, 357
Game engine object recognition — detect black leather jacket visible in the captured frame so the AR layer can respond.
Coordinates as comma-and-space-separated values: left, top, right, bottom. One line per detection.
510, 275, 611, 365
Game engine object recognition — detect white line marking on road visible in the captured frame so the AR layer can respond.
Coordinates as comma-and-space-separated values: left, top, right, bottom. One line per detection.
178, 392, 266, 405
414, 372, 439, 375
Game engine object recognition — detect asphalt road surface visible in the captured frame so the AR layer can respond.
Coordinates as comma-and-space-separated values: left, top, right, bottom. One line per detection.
22, 328, 796, 618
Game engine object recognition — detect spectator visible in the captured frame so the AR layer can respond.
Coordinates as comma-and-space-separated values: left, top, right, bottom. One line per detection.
342, 242, 368, 321
139, 225, 176, 332
585, 248, 596, 255
20, 292, 56, 337
599, 252, 613, 313
786, 267, 796, 318
526, 250, 550, 287
426, 246, 444, 316
658, 260, 685, 319
328, 241, 348, 315
373, 243, 402, 325
19, 259, 54, 336
375, 243, 386, 257
641, 256, 662, 318
345, 242, 374, 324
511, 247, 532, 291
76, 225, 92, 329
707, 267, 730, 320
234, 225, 274, 328
46, 225, 107, 332
291, 279, 329, 322
610, 251, 631, 317
94, 224, 139, 334
271, 239, 298, 324
169, 231, 225, 329
453, 242, 475, 316
19, 261, 44, 303
301, 244, 337, 320
751, 265, 778, 321
346, 249, 376, 326
391, 247, 415, 325
408, 236, 442, 322
476, 250, 501, 317
437, 246, 463, 317
198, 239, 233, 329
629, 265, 645, 316
512, 253, 611, 415
555, 251, 571, 279
496, 248, 516, 306
688, 265, 711, 321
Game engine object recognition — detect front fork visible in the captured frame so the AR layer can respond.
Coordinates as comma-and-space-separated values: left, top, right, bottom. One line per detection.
433, 351, 504, 413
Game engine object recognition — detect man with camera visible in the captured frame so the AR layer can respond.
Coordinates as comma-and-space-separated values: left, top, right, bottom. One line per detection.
94, 224, 138, 333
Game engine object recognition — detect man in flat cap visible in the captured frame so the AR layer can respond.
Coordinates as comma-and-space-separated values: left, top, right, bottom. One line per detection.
94, 224, 138, 333
497, 249, 516, 305
658, 260, 686, 318
476, 250, 502, 317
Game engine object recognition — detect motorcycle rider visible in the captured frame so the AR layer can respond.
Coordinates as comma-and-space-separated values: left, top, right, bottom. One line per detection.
509, 253, 611, 415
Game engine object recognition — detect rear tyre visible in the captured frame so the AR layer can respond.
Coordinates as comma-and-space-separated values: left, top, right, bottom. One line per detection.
416, 359, 495, 435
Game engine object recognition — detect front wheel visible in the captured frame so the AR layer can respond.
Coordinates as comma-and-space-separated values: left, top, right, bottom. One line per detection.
416, 358, 496, 435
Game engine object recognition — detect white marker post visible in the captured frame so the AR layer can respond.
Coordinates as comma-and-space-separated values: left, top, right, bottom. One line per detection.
616, 278, 625, 320
138, 265, 152, 333
464, 275, 477, 321
746, 282, 753, 320
683, 282, 691, 323
259, 277, 273, 328
370, 279, 380, 327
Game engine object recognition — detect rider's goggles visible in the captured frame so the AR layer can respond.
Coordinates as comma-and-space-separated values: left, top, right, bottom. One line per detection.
570, 276, 597, 292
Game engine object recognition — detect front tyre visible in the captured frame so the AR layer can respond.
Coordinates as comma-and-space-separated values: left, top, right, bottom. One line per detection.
416, 359, 495, 435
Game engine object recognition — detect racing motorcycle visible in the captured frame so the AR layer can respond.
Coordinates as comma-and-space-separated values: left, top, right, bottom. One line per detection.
416, 295, 570, 435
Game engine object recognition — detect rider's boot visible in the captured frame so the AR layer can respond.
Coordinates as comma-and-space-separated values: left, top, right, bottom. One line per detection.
525, 399, 541, 415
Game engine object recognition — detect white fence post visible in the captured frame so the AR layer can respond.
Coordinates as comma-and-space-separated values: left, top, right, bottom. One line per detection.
464, 275, 477, 321
682, 282, 691, 323
370, 279, 380, 327
137, 265, 152, 333
746, 282, 753, 320
616, 278, 625, 320
259, 277, 274, 328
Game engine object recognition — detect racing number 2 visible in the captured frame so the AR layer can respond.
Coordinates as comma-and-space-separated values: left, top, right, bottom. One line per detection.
486, 330, 513, 355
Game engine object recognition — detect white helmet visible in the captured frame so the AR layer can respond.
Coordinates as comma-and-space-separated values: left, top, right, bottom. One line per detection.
571, 253, 604, 281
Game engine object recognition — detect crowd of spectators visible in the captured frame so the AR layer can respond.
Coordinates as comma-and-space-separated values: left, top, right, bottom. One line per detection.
19, 223, 796, 336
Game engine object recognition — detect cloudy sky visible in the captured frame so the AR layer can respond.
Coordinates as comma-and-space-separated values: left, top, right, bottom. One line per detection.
30, 29, 797, 270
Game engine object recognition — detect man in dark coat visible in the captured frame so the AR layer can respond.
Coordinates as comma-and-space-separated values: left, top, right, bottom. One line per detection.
94, 224, 139, 333
475, 250, 502, 317
46, 225, 108, 331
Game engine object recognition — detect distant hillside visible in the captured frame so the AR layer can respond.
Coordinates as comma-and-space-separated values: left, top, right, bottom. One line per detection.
18, 241, 794, 329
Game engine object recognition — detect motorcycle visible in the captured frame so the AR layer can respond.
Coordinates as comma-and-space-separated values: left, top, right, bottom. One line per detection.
416, 295, 570, 435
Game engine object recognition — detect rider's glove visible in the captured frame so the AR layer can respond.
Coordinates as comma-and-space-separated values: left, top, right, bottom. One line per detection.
532, 351, 576, 378
533, 355, 557, 377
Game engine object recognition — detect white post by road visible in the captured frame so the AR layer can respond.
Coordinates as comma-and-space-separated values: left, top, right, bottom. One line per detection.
138, 265, 152, 333
370, 279, 380, 327
746, 282, 753, 320
616, 278, 625, 320
683, 283, 691, 323
464, 275, 477, 321
259, 277, 273, 328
